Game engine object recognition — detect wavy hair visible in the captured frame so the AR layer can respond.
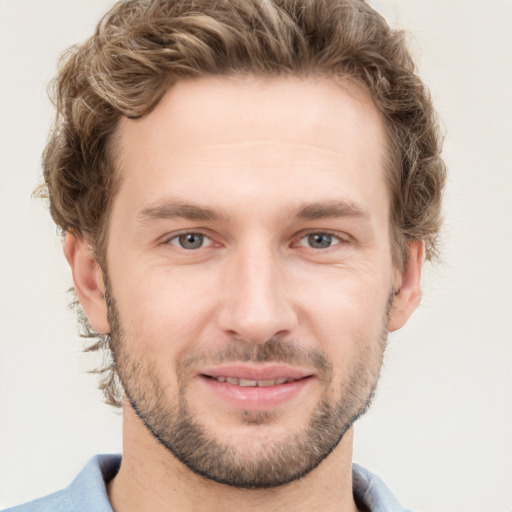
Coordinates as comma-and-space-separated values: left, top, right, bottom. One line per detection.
39, 0, 446, 406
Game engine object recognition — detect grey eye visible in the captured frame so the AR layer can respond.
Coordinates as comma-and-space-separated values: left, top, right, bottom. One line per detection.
306, 233, 334, 249
172, 233, 207, 250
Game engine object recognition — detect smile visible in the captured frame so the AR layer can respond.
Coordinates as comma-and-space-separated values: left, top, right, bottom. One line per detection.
207, 376, 299, 387
198, 365, 314, 410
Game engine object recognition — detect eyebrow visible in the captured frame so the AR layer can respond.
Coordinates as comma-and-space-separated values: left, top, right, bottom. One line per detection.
137, 199, 368, 226
138, 201, 229, 224
295, 201, 369, 221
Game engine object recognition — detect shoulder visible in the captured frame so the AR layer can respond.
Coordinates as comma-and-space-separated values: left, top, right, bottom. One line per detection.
2, 490, 72, 512
2, 454, 120, 512
352, 463, 414, 512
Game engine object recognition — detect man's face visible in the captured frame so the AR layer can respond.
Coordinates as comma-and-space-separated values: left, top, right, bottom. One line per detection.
95, 76, 406, 487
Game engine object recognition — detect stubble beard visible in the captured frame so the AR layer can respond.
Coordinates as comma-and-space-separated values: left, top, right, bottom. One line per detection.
106, 289, 390, 489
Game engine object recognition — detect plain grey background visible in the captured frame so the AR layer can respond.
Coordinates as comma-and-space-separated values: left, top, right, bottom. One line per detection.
1, 1, 511, 510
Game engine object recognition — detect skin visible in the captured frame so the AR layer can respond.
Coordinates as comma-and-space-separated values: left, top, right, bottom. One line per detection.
64, 76, 423, 512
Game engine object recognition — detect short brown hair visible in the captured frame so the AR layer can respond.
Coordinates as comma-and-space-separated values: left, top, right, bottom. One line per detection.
41, 0, 446, 406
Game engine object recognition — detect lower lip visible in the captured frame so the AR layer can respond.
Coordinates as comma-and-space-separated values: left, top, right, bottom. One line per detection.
199, 376, 312, 410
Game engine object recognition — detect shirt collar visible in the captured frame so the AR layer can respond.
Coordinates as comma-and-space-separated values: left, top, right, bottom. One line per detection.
67, 455, 410, 512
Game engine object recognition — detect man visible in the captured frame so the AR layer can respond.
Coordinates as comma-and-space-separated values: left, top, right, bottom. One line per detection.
5, 0, 445, 510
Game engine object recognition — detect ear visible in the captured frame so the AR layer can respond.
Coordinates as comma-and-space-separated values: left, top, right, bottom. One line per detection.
388, 241, 424, 332
63, 232, 110, 334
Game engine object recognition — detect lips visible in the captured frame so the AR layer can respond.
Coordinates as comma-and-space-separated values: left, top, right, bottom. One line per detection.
208, 376, 297, 387
198, 364, 314, 410
200, 363, 312, 382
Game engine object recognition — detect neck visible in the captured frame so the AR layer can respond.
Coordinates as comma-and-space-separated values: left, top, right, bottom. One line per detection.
108, 407, 359, 512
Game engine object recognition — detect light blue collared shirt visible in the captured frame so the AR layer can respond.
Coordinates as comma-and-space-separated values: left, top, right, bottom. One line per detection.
3, 455, 412, 512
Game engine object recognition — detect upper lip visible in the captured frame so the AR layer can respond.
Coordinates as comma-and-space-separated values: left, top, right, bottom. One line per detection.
199, 364, 313, 381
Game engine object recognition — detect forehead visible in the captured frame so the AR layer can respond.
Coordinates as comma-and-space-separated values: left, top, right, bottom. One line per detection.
113, 76, 388, 222
117, 75, 384, 159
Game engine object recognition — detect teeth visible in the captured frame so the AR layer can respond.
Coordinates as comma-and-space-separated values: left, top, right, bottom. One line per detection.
213, 376, 295, 387
258, 379, 277, 387
239, 378, 258, 387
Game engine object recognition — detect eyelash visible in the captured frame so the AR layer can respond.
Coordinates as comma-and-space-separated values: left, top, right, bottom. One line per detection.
164, 230, 348, 251
294, 231, 346, 250
166, 231, 214, 250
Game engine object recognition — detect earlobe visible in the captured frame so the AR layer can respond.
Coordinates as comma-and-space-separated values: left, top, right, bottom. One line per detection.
387, 241, 424, 332
63, 232, 110, 334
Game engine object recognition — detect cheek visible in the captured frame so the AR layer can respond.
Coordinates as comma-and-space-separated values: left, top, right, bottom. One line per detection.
110, 264, 220, 356
294, 265, 391, 353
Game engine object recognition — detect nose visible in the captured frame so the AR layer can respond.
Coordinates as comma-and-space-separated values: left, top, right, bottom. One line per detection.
216, 245, 298, 344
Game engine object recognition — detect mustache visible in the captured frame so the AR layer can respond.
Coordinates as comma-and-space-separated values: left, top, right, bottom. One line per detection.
178, 337, 333, 378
